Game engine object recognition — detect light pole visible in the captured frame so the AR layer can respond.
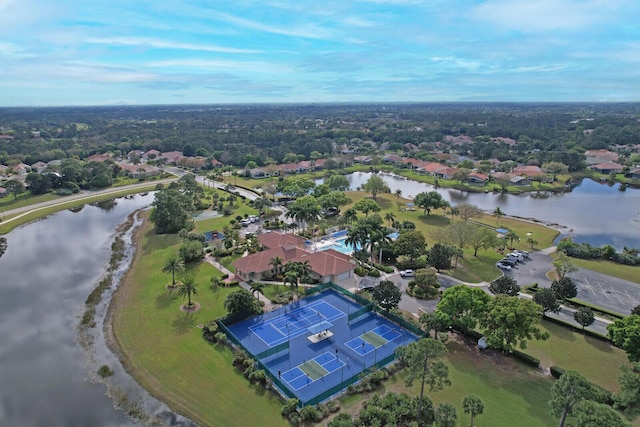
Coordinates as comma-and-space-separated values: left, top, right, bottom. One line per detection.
286, 324, 290, 368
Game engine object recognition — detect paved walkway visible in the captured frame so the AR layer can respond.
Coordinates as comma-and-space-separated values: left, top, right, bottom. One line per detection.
204, 253, 275, 311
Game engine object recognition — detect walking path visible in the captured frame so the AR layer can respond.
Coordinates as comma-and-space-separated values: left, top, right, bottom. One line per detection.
204, 253, 275, 311
1, 177, 178, 227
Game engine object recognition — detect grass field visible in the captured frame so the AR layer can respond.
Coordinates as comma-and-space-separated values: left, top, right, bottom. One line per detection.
525, 320, 630, 392
110, 215, 285, 427
549, 253, 640, 284
341, 191, 558, 283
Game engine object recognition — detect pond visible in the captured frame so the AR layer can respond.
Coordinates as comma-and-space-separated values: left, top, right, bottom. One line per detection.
0, 193, 193, 426
320, 172, 640, 249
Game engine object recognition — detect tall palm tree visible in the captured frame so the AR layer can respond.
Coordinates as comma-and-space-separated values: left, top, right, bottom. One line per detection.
283, 271, 298, 290
269, 256, 284, 277
342, 208, 358, 226
178, 277, 199, 308
162, 256, 185, 288
250, 282, 265, 299
384, 212, 396, 228
504, 230, 520, 249
370, 228, 392, 264
492, 207, 505, 224
283, 261, 313, 288
395, 189, 403, 203
448, 205, 460, 221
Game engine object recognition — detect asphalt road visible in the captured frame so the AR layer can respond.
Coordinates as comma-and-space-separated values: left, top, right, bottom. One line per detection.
504, 250, 640, 316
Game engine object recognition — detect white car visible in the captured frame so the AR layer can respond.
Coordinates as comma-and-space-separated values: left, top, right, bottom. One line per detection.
508, 252, 524, 262
400, 269, 415, 278
240, 219, 251, 227
514, 249, 529, 258
496, 262, 512, 270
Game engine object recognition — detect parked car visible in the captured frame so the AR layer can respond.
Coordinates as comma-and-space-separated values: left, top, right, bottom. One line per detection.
508, 252, 524, 262
240, 219, 251, 227
500, 258, 516, 267
400, 269, 415, 278
514, 249, 529, 258
496, 262, 512, 270
248, 215, 259, 223
504, 254, 521, 263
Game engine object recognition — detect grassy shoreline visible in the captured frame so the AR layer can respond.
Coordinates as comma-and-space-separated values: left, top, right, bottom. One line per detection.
106, 212, 285, 427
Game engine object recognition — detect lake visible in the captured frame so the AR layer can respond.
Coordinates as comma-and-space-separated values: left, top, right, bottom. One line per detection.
321, 172, 640, 249
0, 194, 193, 426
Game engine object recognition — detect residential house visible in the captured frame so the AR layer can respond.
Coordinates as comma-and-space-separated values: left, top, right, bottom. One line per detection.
159, 151, 183, 165
434, 166, 457, 180
120, 163, 161, 178
590, 162, 624, 174
353, 156, 372, 164
30, 161, 48, 172
628, 168, 640, 179
512, 165, 544, 178
510, 176, 532, 186
0, 187, 7, 198
0, 165, 8, 177
143, 149, 161, 161
585, 149, 618, 165
249, 168, 270, 179
382, 154, 402, 164
12, 163, 31, 176
468, 172, 489, 186
86, 153, 112, 163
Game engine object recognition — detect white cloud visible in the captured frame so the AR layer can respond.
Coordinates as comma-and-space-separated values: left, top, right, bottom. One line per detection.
207, 9, 337, 40
146, 59, 293, 74
86, 37, 262, 54
469, 0, 628, 33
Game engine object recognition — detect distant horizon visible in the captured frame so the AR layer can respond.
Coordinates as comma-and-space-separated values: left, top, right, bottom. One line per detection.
2, 1, 639, 106
4, 100, 640, 109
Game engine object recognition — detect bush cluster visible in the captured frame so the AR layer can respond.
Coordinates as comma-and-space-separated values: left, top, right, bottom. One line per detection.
558, 238, 640, 265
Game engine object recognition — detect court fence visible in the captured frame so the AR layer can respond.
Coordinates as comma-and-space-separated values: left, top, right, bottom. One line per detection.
217, 282, 425, 407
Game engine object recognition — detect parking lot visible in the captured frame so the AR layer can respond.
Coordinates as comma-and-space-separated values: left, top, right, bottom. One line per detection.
505, 251, 640, 316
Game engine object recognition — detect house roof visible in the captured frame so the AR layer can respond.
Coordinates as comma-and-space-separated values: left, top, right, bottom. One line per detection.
469, 172, 488, 181
232, 246, 354, 277
258, 231, 306, 249
592, 162, 624, 170
232, 246, 307, 274
512, 165, 544, 176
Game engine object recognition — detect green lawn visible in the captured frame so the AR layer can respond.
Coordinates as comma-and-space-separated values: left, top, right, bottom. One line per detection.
342, 191, 557, 283
110, 216, 285, 427
525, 320, 630, 392
0, 192, 60, 212
549, 253, 640, 284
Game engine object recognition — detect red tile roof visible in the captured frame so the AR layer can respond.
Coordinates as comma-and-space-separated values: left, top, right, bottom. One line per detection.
258, 232, 306, 249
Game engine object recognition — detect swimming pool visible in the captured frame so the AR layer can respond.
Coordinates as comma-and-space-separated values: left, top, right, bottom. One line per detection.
322, 238, 359, 254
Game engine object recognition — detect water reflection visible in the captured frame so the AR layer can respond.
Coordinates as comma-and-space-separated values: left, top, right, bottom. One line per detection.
0, 193, 186, 426
320, 172, 640, 249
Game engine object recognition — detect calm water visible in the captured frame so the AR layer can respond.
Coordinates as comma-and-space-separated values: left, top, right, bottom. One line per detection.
0, 194, 190, 426
321, 172, 640, 249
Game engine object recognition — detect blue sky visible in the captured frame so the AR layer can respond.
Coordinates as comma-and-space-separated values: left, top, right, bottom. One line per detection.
1, 0, 639, 106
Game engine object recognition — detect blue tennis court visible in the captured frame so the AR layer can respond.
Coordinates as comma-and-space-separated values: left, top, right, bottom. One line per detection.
223, 287, 420, 406
249, 300, 345, 347
345, 325, 402, 355
281, 352, 345, 391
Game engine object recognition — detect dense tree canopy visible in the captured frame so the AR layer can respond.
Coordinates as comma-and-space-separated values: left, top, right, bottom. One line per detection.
608, 315, 640, 362
479, 295, 549, 351
150, 188, 194, 234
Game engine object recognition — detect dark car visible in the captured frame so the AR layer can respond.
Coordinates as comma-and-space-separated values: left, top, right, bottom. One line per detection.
500, 258, 516, 267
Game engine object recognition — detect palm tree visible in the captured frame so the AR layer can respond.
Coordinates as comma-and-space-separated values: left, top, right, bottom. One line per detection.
250, 282, 265, 299
395, 189, 403, 203
162, 256, 185, 288
342, 208, 358, 226
178, 277, 199, 308
384, 212, 396, 228
504, 230, 520, 249
284, 261, 313, 288
492, 207, 505, 224
283, 271, 298, 290
269, 256, 284, 277
448, 205, 460, 221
